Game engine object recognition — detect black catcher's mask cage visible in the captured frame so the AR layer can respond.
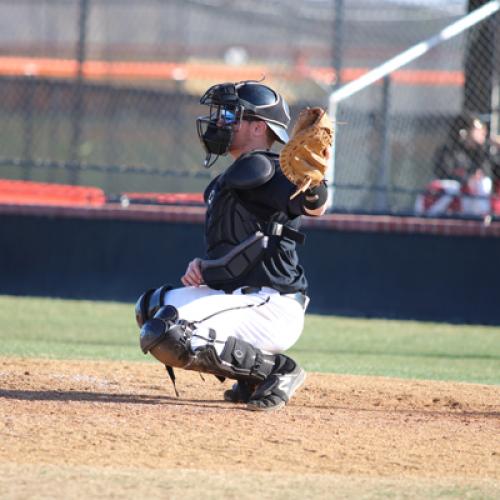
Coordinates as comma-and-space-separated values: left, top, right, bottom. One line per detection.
196, 80, 291, 168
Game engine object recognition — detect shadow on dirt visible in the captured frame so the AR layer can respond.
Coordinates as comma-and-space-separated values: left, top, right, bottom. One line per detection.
0, 389, 236, 409
294, 402, 500, 418
2, 389, 499, 418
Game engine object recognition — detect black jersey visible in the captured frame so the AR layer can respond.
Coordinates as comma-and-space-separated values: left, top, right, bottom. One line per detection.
203, 152, 308, 294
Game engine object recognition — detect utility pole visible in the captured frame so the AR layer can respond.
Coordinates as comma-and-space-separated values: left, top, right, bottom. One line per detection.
464, 0, 497, 116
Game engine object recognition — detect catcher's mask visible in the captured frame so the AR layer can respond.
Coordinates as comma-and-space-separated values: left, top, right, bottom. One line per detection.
196, 80, 290, 167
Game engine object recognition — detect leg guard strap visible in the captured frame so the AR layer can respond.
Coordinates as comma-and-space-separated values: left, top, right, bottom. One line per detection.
187, 336, 275, 383
220, 337, 276, 380
140, 306, 276, 385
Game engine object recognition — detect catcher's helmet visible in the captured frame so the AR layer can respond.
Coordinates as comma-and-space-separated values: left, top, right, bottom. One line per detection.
197, 80, 290, 167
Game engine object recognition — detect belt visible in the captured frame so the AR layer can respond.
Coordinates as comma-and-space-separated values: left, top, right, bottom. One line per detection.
240, 286, 308, 309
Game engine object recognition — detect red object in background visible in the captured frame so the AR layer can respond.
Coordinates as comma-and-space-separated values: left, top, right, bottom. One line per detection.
492, 181, 500, 215
415, 179, 462, 215
0, 179, 106, 207
415, 178, 500, 217
120, 192, 204, 206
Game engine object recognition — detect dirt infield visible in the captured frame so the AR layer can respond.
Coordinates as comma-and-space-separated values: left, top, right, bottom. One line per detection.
1, 357, 499, 499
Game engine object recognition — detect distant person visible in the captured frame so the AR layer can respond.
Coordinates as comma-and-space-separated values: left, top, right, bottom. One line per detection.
433, 112, 494, 183
488, 126, 500, 214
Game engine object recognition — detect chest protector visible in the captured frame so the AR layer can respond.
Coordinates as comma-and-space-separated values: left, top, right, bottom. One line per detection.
202, 152, 304, 290
205, 182, 264, 259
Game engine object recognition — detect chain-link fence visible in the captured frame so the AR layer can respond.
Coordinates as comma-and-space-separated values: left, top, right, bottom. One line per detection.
331, 1, 500, 216
1, 0, 498, 216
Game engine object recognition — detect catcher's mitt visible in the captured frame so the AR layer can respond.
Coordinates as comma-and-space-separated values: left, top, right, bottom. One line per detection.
279, 107, 334, 199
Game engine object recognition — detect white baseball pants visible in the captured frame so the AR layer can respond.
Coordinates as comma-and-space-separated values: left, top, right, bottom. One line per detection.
163, 285, 308, 355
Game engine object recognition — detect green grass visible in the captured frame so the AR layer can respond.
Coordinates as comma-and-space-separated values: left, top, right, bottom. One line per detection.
296, 315, 500, 384
1, 294, 499, 385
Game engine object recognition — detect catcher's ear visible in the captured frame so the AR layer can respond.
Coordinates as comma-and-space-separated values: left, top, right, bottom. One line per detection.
252, 121, 268, 135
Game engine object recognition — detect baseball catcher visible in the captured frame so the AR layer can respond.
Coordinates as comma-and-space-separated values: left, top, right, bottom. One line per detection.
135, 80, 332, 411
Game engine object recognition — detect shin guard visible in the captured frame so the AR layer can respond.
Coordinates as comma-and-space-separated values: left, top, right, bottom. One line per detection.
187, 336, 275, 384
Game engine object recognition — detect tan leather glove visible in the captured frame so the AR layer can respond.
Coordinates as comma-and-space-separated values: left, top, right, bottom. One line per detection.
279, 107, 334, 199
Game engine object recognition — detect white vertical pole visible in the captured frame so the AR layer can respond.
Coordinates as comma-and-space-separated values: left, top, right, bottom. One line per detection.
326, 101, 338, 210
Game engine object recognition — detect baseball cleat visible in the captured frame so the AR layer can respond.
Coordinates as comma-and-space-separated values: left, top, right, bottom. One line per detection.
223, 381, 257, 403
247, 366, 306, 412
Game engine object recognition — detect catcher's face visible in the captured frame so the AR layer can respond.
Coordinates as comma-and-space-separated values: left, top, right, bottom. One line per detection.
196, 105, 237, 160
197, 83, 243, 166
197, 102, 267, 160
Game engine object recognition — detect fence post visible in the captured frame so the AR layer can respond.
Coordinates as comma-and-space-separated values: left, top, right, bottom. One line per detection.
69, 0, 89, 184
22, 78, 34, 180
332, 0, 344, 90
491, 11, 500, 136
464, 1, 496, 115
374, 75, 392, 212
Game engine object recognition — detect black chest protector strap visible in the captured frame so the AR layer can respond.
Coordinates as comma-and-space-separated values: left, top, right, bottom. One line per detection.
266, 222, 305, 245
201, 232, 269, 286
224, 153, 305, 244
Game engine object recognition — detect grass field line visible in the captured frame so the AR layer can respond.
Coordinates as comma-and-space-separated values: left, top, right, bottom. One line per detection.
0, 464, 498, 500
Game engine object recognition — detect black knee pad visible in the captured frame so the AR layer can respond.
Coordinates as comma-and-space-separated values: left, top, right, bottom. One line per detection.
139, 305, 192, 368
139, 305, 179, 353
135, 284, 173, 327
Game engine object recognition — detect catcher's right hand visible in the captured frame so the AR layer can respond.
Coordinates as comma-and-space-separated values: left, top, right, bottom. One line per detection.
279, 107, 334, 199
181, 258, 204, 287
